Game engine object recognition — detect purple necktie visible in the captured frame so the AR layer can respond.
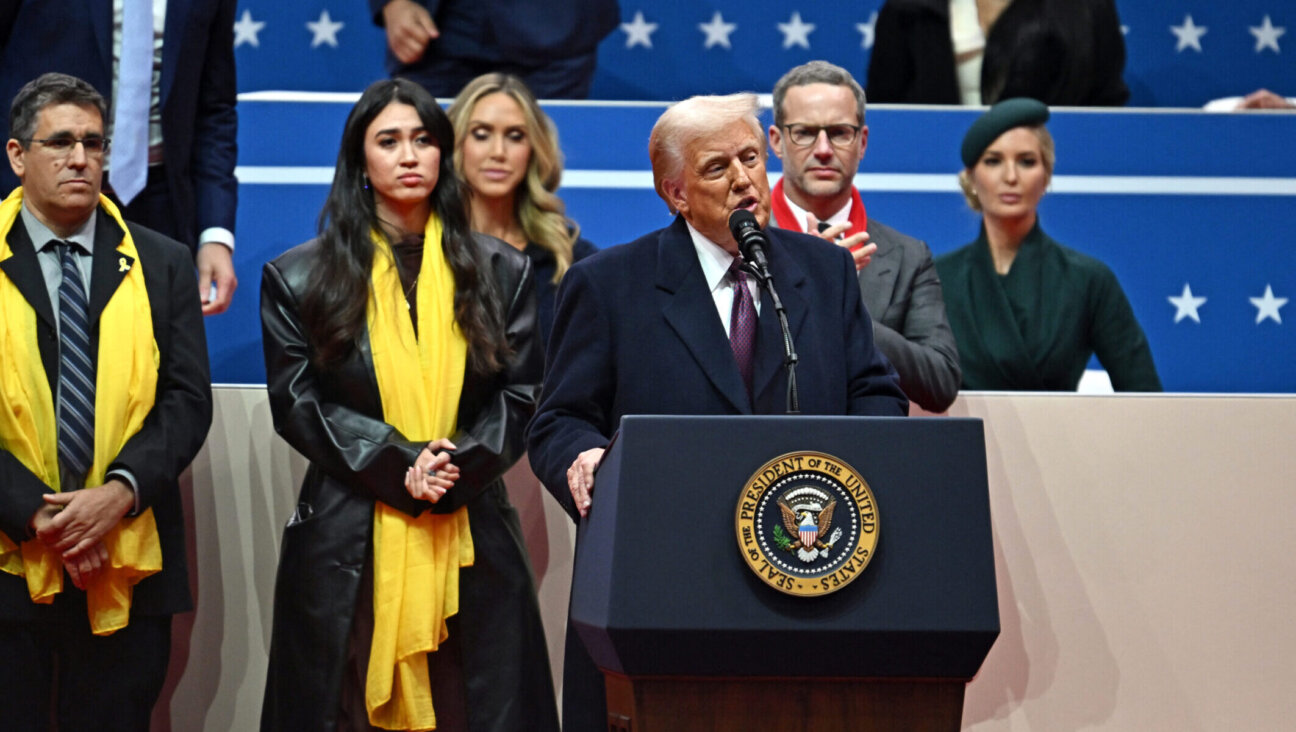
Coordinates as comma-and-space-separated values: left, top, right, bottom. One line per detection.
728, 258, 756, 397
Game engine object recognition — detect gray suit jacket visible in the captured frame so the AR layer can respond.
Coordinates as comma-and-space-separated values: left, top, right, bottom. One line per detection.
860, 218, 961, 412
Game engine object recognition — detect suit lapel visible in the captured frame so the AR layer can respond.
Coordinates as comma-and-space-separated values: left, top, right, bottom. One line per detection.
1, 217, 57, 329
2, 217, 60, 390
859, 220, 898, 324
657, 217, 751, 413
87, 208, 131, 327
751, 229, 808, 408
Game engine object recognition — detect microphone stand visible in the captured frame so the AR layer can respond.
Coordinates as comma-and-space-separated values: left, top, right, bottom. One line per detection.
741, 258, 799, 414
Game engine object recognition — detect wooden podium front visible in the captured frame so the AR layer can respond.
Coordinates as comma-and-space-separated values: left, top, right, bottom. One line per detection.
605, 675, 965, 732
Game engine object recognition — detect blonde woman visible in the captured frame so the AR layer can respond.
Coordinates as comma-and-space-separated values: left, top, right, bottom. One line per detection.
448, 73, 597, 346
935, 97, 1160, 391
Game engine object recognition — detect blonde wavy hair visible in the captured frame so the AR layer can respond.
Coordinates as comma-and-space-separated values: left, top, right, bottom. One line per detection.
448, 73, 580, 283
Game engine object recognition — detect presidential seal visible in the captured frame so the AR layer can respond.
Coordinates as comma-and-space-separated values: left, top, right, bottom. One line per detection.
735, 451, 879, 597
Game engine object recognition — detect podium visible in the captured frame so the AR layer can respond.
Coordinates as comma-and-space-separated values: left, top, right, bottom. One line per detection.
570, 415, 998, 731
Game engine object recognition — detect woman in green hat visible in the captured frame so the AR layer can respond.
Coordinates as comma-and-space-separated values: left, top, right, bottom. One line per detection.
935, 98, 1161, 391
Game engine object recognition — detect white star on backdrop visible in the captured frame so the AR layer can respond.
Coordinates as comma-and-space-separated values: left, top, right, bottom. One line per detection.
1171, 15, 1207, 53
778, 12, 815, 50
1168, 284, 1207, 324
1250, 15, 1285, 53
1250, 285, 1287, 324
856, 12, 877, 49
307, 10, 344, 49
621, 11, 658, 49
699, 12, 737, 50
233, 9, 265, 49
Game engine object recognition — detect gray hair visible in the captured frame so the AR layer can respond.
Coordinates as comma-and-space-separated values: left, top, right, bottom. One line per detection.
648, 93, 764, 209
9, 73, 108, 146
772, 60, 866, 128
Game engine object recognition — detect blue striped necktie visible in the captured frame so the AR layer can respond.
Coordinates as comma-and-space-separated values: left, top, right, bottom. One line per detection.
57, 241, 96, 480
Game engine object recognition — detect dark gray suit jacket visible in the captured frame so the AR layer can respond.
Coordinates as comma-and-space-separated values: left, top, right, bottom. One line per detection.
860, 218, 961, 412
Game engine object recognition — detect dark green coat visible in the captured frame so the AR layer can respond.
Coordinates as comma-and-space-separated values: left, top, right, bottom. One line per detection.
935, 223, 1161, 391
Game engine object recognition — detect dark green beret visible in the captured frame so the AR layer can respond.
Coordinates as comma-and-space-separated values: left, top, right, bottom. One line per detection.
960, 98, 1050, 168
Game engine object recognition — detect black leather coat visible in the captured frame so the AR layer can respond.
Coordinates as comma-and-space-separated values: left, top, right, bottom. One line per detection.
258, 234, 557, 731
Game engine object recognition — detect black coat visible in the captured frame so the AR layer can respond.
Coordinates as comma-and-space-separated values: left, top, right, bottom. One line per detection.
866, 0, 1129, 106
258, 234, 557, 731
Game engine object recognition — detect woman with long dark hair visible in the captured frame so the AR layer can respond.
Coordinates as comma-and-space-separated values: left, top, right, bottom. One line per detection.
258, 78, 558, 731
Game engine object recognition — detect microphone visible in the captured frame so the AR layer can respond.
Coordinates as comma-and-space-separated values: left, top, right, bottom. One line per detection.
727, 209, 771, 281
725, 209, 800, 414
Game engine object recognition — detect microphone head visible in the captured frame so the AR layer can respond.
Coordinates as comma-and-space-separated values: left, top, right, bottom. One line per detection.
728, 209, 760, 239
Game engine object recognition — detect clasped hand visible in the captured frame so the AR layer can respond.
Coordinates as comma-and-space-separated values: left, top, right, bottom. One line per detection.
405, 438, 459, 502
33, 480, 134, 590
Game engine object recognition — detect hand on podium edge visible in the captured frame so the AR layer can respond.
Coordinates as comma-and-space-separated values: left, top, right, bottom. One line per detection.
567, 446, 606, 518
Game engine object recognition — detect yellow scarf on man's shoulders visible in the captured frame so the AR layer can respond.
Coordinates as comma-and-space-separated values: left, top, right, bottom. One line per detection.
0, 188, 162, 635
364, 213, 474, 731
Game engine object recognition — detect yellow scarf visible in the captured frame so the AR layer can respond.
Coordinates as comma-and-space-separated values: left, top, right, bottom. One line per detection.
0, 188, 162, 635
365, 213, 474, 731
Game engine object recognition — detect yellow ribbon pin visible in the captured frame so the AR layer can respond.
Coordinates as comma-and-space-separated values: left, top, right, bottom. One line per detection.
119, 257, 130, 272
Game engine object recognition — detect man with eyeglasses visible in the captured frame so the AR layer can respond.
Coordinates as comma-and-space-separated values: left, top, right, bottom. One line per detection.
769, 61, 962, 413
0, 72, 211, 731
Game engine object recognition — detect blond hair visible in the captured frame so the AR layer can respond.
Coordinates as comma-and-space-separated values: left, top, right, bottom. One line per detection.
448, 73, 579, 283
958, 124, 1056, 212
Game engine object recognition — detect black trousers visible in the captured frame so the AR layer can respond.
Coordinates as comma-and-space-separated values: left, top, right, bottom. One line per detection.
0, 592, 172, 732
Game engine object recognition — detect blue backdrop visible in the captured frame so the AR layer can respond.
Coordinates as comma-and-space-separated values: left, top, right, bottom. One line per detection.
233, 2, 1295, 107
215, 100, 1296, 392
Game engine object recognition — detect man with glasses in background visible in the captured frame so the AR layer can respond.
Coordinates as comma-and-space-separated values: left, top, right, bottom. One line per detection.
0, 72, 211, 731
769, 61, 962, 413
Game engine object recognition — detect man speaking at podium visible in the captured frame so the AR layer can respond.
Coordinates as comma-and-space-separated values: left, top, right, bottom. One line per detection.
527, 92, 907, 732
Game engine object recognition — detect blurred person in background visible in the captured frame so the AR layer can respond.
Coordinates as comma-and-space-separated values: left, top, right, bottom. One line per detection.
372, 0, 620, 99
867, 0, 1128, 106
935, 98, 1160, 391
0, 0, 239, 315
1205, 89, 1296, 111
448, 73, 596, 347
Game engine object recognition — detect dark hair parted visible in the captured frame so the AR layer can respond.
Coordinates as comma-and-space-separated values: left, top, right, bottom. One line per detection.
300, 78, 509, 375
9, 72, 108, 144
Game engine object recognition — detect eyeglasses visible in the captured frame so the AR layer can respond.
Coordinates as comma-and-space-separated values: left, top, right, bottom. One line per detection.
781, 124, 861, 148
24, 136, 111, 157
